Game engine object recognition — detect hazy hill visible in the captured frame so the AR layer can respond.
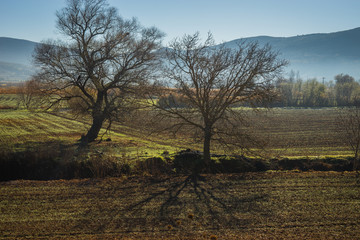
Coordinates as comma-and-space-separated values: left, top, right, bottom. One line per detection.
223, 27, 360, 81
0, 37, 37, 81
0, 37, 37, 65
1, 27, 360, 82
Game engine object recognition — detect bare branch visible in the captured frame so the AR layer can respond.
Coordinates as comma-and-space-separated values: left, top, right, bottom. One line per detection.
33, 0, 164, 144
152, 32, 287, 164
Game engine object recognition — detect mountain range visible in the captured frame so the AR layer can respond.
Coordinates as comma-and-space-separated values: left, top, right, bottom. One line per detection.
1, 27, 360, 82
223, 27, 360, 81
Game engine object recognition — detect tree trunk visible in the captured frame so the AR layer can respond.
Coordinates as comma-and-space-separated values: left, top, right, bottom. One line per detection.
203, 128, 212, 171
81, 114, 105, 145
80, 92, 105, 146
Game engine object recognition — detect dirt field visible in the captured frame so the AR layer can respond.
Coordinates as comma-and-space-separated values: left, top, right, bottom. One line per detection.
1, 172, 359, 239
246, 108, 349, 157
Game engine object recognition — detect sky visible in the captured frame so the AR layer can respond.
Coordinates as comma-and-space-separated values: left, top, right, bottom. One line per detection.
1, 0, 360, 44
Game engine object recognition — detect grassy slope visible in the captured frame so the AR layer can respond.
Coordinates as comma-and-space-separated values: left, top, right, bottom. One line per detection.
0, 93, 352, 158
0, 110, 83, 145
0, 106, 352, 158
0, 94, 18, 109
0, 172, 359, 239
0, 109, 181, 159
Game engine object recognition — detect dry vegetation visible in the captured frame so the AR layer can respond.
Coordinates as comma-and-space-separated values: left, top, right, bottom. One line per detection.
1, 172, 359, 239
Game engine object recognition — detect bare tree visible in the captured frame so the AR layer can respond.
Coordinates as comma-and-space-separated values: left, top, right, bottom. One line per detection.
152, 33, 287, 167
17, 78, 45, 110
338, 107, 360, 176
33, 0, 163, 145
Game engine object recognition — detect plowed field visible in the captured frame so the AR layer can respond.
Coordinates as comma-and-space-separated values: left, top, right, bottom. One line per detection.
1, 172, 359, 239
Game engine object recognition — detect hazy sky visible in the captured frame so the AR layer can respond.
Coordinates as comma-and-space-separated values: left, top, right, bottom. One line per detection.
1, 0, 360, 44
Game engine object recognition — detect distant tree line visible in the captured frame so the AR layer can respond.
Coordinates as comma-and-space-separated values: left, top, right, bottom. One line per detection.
273, 71, 360, 107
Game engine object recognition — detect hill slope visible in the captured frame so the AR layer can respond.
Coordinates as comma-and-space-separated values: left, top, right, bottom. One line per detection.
0, 37, 37, 65
222, 27, 360, 80
0, 37, 38, 81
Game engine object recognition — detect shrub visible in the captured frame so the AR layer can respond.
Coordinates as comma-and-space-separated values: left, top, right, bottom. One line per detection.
218, 156, 269, 173
0, 144, 66, 180
253, 159, 270, 171
219, 157, 254, 173
322, 157, 353, 171
309, 161, 332, 171
86, 156, 121, 178
136, 157, 169, 175
173, 150, 204, 174
277, 158, 309, 171
120, 163, 132, 175
0, 144, 132, 181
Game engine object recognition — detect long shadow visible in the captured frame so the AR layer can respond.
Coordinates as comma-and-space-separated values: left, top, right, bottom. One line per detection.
72, 173, 271, 235
122, 174, 271, 231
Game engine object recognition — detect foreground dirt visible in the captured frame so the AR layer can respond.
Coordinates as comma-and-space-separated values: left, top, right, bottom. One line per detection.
1, 172, 360, 239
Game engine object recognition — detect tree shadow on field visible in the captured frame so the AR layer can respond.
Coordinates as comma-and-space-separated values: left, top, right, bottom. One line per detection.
72, 174, 272, 235
122, 174, 271, 232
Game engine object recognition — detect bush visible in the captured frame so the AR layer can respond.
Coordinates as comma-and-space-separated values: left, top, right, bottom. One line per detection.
172, 152, 270, 174
63, 152, 134, 179
135, 157, 169, 175
277, 158, 309, 171
253, 159, 270, 171
0, 147, 63, 180
1, 144, 359, 181
173, 150, 204, 174
322, 157, 353, 171
218, 156, 269, 173
0, 144, 133, 181
219, 157, 254, 173
309, 161, 332, 171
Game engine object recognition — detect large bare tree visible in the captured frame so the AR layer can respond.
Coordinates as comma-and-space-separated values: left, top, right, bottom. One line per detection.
153, 33, 287, 167
33, 0, 163, 145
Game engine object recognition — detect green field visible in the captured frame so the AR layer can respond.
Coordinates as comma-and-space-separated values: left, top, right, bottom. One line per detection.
0, 104, 351, 158
1, 172, 359, 239
0, 110, 183, 159
0, 94, 18, 109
